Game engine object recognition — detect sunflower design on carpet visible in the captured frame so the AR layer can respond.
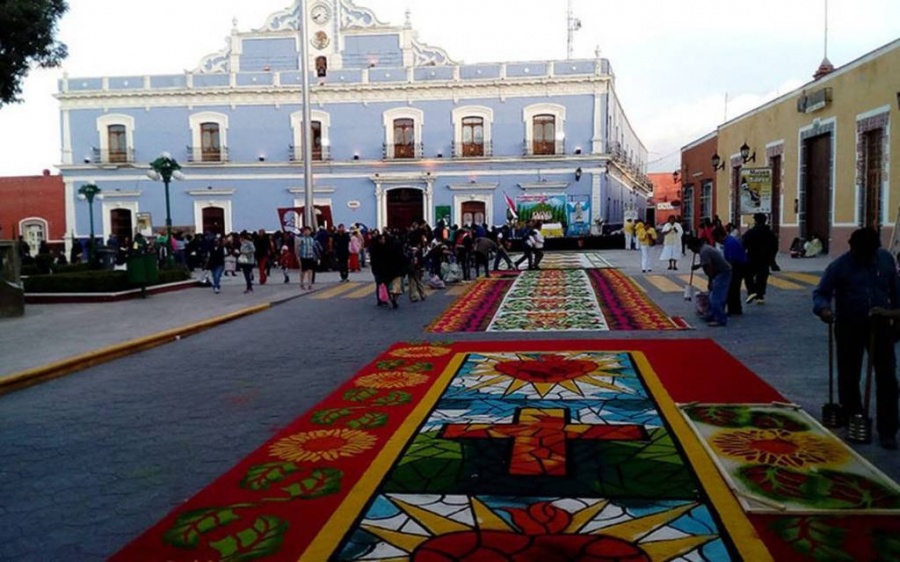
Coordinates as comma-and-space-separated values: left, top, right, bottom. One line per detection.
269, 429, 377, 462
356, 371, 431, 389
391, 346, 452, 358
712, 428, 849, 469
337, 494, 724, 561
453, 352, 636, 399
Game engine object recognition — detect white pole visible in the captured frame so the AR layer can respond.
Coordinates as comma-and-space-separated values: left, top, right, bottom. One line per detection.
298, 0, 316, 229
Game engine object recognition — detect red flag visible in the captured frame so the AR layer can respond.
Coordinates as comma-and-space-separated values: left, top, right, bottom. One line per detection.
504, 192, 519, 220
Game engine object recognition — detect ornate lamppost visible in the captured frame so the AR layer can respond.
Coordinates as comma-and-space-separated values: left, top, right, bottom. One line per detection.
146, 152, 185, 263
77, 183, 102, 264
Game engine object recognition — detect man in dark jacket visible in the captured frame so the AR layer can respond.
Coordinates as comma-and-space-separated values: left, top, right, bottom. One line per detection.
333, 223, 351, 282
814, 227, 900, 449
742, 213, 779, 304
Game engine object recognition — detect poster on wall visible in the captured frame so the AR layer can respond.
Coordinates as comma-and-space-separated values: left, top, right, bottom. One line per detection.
278, 207, 304, 234
516, 194, 567, 238
739, 167, 773, 215
434, 205, 451, 225
135, 213, 153, 237
566, 195, 591, 236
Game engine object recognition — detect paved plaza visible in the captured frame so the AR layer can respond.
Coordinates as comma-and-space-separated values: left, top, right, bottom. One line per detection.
0, 248, 897, 560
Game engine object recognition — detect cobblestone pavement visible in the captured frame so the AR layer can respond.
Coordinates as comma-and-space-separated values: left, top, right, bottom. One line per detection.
0, 249, 895, 560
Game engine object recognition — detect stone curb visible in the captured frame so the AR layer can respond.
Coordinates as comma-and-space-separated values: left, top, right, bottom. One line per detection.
0, 303, 271, 396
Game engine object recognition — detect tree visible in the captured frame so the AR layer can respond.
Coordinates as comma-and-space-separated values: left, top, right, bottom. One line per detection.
0, 0, 68, 106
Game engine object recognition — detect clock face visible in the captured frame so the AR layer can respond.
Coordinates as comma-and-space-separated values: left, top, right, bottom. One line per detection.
311, 4, 331, 25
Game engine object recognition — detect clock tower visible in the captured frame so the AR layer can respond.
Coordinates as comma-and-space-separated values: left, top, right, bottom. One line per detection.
304, 0, 342, 73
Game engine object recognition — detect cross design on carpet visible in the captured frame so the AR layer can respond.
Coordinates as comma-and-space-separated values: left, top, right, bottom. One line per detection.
441, 407, 649, 476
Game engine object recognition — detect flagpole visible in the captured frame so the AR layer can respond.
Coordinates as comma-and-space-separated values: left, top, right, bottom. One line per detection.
298, 0, 316, 229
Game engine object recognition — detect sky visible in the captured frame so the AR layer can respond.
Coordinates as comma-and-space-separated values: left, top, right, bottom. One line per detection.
0, 0, 898, 177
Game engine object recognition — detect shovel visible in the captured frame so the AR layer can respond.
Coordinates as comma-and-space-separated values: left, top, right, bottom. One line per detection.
684, 253, 696, 301
821, 321, 845, 428
848, 321, 876, 444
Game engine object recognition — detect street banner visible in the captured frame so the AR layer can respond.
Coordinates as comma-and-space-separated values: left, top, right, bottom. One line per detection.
278, 207, 304, 234
566, 195, 591, 236
739, 167, 772, 215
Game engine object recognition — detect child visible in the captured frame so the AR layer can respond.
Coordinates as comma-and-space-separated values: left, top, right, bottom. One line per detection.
279, 244, 292, 283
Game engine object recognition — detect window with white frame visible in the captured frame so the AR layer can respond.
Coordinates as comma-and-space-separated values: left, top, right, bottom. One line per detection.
189, 112, 228, 162
452, 106, 493, 157
523, 103, 566, 156
700, 180, 713, 220
19, 218, 47, 255
95, 114, 135, 164
290, 109, 331, 161
382, 107, 424, 159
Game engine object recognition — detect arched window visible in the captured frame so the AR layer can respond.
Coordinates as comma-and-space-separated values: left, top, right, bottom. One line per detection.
189, 112, 229, 162
523, 103, 566, 156
461, 117, 485, 157
532, 115, 556, 155
200, 123, 221, 162
393, 118, 415, 159
382, 107, 424, 159
290, 110, 331, 161
95, 114, 135, 164
107, 125, 128, 163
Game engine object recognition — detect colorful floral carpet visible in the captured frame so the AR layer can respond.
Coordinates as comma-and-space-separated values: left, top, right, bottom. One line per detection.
429, 268, 682, 332
112, 341, 900, 561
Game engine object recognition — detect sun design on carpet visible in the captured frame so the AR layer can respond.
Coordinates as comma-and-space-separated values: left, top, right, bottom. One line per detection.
463, 352, 632, 398
356, 371, 430, 388
269, 429, 377, 462
391, 346, 452, 358
359, 496, 715, 561
712, 428, 850, 469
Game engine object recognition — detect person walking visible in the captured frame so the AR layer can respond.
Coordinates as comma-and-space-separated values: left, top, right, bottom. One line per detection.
206, 236, 226, 294
743, 213, 779, 305
530, 221, 546, 269
492, 225, 515, 271
715, 227, 748, 316
814, 227, 900, 449
333, 223, 351, 282
237, 231, 256, 294
514, 221, 535, 271
687, 235, 732, 327
635, 219, 657, 273
294, 226, 317, 291
659, 216, 684, 270
623, 219, 635, 250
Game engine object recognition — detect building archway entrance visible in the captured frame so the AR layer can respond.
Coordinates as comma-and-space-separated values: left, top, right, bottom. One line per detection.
110, 209, 133, 241
386, 188, 424, 229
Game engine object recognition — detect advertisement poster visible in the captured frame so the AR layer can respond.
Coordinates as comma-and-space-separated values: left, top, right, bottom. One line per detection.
739, 167, 772, 215
516, 195, 567, 238
566, 195, 591, 236
135, 213, 153, 237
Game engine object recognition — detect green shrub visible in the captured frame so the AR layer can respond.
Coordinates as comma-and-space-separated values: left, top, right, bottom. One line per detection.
24, 268, 192, 293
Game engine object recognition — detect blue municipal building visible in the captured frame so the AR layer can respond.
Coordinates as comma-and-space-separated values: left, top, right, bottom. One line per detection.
58, 0, 650, 246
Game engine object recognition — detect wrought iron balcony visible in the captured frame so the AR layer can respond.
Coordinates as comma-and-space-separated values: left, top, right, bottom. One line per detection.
186, 146, 229, 163
522, 140, 565, 156
451, 140, 493, 158
91, 147, 134, 164
289, 144, 331, 162
382, 142, 424, 160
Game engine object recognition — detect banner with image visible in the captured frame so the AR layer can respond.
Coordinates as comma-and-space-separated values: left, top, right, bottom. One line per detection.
277, 207, 304, 234
566, 195, 591, 236
739, 167, 772, 215
515, 194, 568, 238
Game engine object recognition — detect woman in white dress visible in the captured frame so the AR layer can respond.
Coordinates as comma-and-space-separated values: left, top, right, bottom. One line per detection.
659, 216, 684, 270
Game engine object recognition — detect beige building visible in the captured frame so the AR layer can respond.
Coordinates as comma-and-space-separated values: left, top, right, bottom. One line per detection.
714, 39, 899, 254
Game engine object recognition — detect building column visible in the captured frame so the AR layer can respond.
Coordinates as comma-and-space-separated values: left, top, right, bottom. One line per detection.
374, 183, 384, 230
424, 179, 434, 225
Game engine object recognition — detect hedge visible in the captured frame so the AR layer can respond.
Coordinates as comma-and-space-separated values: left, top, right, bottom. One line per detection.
24, 269, 191, 293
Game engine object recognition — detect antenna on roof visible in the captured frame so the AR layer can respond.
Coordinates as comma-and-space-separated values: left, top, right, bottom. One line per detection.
567, 0, 582, 60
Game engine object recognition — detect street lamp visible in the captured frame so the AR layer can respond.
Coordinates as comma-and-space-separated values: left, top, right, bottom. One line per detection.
77, 183, 102, 264
146, 152, 185, 255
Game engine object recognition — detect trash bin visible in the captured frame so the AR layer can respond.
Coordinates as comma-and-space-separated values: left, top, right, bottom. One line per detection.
0, 241, 25, 317
96, 246, 117, 270
127, 255, 159, 286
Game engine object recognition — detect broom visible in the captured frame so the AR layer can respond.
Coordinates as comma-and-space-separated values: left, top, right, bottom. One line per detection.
684, 252, 696, 301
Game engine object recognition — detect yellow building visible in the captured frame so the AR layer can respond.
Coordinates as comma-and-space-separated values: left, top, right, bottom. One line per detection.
715, 39, 899, 255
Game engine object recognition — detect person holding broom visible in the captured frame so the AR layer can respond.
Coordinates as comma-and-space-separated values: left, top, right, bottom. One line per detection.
813, 227, 900, 449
